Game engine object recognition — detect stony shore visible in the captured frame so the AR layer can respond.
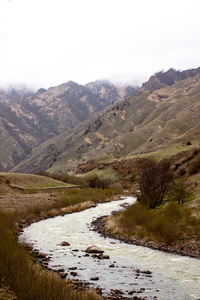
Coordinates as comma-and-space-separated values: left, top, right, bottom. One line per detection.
91, 216, 200, 260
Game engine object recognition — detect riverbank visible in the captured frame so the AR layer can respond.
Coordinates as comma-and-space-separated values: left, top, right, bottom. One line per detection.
0, 187, 123, 300
92, 215, 200, 259
19, 196, 200, 300
2, 187, 199, 299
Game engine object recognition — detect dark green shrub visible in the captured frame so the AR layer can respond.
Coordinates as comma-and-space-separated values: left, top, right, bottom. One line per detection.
85, 173, 113, 189
149, 214, 181, 244
119, 203, 153, 236
168, 178, 191, 204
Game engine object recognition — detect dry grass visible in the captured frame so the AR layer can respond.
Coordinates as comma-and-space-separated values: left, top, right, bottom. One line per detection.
0, 173, 76, 190
107, 200, 200, 245
0, 181, 120, 300
0, 211, 101, 300
105, 216, 122, 235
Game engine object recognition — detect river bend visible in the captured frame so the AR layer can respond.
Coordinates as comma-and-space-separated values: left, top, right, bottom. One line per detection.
19, 197, 200, 299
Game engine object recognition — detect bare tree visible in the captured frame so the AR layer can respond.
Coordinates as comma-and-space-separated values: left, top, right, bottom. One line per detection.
136, 158, 173, 208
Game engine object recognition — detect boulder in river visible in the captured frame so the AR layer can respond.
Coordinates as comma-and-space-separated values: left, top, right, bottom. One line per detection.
37, 252, 47, 258
90, 277, 99, 281
58, 241, 70, 246
91, 253, 110, 259
59, 272, 68, 278
98, 254, 110, 259
70, 271, 78, 276
85, 245, 104, 253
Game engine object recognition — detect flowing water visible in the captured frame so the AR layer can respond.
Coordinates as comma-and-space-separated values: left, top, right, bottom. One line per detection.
19, 197, 200, 299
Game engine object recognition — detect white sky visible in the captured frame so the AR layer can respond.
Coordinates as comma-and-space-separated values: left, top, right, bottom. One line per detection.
0, 0, 199, 90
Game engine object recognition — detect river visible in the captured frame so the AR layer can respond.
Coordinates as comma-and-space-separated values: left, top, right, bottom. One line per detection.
19, 196, 200, 299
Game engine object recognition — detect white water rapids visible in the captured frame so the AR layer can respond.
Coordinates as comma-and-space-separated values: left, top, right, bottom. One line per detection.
19, 197, 200, 299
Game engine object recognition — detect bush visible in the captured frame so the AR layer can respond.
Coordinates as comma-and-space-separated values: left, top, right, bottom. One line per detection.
85, 168, 118, 189
119, 202, 151, 229
85, 173, 112, 189
118, 201, 194, 245
168, 178, 191, 204
35, 170, 89, 188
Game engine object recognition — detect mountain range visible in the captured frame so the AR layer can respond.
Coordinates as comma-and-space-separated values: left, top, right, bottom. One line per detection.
0, 80, 137, 171
6, 67, 200, 174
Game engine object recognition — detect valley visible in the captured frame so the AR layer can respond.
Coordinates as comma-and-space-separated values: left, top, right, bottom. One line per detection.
0, 67, 200, 299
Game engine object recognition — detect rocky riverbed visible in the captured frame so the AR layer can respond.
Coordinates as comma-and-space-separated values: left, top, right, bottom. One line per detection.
29, 244, 151, 300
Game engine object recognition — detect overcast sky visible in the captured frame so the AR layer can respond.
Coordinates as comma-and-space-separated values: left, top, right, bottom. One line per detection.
0, 0, 199, 90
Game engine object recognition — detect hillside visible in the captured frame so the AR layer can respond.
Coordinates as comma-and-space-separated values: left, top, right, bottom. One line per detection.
0, 81, 136, 171
0, 173, 75, 190
11, 69, 200, 174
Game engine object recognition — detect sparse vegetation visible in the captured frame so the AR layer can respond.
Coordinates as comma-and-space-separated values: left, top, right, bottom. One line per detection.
112, 200, 200, 245
35, 167, 120, 190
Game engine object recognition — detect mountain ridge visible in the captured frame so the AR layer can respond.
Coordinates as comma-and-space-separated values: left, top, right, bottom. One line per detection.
142, 67, 200, 90
11, 68, 200, 174
0, 80, 137, 170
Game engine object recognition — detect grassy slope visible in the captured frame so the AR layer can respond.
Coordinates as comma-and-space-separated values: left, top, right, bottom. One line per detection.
0, 173, 76, 189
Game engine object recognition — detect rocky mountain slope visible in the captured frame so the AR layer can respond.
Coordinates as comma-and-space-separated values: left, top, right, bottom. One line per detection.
0, 86, 34, 103
0, 80, 136, 170
11, 67, 200, 174
142, 67, 200, 90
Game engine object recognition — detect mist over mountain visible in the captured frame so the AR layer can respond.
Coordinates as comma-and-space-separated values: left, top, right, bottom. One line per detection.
0, 85, 35, 103
9, 67, 200, 174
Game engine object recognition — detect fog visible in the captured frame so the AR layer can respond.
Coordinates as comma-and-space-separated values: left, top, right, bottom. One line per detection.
0, 0, 199, 90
